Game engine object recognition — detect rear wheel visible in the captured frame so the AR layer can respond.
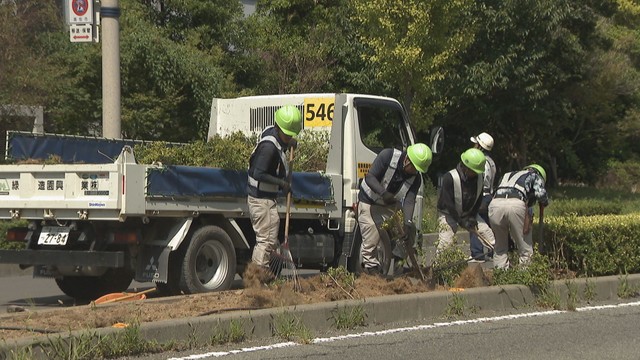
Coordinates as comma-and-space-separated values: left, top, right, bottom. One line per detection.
178, 225, 236, 294
346, 226, 392, 275
55, 268, 134, 301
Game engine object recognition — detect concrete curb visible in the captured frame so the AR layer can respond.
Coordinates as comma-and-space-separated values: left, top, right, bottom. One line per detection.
3, 274, 640, 358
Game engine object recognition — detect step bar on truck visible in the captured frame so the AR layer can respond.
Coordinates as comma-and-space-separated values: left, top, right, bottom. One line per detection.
0, 250, 125, 267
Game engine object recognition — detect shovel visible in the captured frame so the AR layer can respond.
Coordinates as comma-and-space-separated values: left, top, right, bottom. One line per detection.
537, 204, 545, 253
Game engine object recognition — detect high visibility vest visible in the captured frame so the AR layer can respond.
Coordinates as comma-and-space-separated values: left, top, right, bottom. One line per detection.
360, 149, 418, 205
248, 126, 288, 196
447, 168, 483, 217
495, 170, 529, 200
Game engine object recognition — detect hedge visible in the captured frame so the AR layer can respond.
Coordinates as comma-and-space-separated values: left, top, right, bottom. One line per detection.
542, 213, 640, 276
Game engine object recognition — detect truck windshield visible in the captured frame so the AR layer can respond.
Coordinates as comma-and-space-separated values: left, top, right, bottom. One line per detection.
355, 99, 409, 154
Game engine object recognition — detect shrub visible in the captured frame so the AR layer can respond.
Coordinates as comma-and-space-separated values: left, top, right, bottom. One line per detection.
597, 159, 640, 193
133, 130, 329, 172
544, 214, 640, 276
0, 220, 28, 250
546, 199, 623, 217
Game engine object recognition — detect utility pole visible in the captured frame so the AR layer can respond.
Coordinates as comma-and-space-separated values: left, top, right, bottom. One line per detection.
100, 0, 121, 139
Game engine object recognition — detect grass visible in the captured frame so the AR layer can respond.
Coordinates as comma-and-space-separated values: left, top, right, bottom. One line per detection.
330, 305, 367, 330
444, 293, 467, 318
272, 312, 313, 344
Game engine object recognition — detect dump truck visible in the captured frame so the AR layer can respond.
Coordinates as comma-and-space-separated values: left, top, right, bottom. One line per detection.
0, 93, 442, 300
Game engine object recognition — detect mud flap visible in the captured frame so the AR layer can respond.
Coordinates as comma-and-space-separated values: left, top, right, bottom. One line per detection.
137, 245, 170, 283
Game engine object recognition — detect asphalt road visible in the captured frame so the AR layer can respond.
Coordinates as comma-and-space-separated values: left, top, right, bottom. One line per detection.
0, 273, 156, 312
135, 300, 640, 360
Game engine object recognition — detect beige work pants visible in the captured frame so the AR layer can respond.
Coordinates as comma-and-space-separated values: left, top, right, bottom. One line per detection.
248, 195, 280, 267
489, 197, 530, 269
435, 212, 495, 259
357, 202, 395, 269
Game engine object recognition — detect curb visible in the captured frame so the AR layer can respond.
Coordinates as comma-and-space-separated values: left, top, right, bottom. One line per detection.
2, 274, 639, 358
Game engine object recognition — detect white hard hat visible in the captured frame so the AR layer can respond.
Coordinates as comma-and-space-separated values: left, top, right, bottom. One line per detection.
470, 132, 494, 151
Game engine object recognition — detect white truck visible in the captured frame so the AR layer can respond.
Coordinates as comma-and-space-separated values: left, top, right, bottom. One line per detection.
0, 93, 442, 300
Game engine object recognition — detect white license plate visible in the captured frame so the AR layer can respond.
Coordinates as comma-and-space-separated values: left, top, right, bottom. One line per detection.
38, 226, 71, 246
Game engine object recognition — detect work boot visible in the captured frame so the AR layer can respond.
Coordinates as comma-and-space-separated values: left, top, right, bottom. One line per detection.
361, 265, 382, 276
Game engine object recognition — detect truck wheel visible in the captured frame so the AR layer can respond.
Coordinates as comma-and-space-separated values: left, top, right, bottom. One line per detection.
55, 268, 134, 301
346, 226, 392, 275
179, 225, 236, 294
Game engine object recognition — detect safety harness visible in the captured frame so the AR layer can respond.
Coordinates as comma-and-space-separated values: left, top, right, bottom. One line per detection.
447, 168, 483, 217
494, 170, 529, 202
361, 149, 417, 205
248, 126, 288, 196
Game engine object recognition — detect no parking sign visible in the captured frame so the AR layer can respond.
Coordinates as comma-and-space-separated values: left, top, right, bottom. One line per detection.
66, 0, 93, 25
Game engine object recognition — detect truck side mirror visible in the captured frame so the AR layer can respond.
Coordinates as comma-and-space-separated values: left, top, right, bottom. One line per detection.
429, 126, 444, 154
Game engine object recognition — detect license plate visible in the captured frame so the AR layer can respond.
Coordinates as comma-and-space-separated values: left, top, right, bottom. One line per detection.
38, 226, 71, 246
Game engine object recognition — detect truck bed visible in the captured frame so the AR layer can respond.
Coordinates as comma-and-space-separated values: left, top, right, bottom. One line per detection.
0, 160, 337, 222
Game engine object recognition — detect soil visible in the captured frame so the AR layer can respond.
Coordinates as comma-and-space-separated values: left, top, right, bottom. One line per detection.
0, 264, 491, 342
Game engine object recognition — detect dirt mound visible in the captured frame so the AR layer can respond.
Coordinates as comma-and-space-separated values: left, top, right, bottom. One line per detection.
0, 267, 482, 341
454, 264, 491, 288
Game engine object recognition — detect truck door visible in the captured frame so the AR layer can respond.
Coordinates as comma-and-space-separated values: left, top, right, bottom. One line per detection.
349, 96, 424, 229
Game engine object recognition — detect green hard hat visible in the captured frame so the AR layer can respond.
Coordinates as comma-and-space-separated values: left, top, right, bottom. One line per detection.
460, 148, 486, 174
274, 105, 302, 137
524, 164, 547, 182
407, 143, 432, 173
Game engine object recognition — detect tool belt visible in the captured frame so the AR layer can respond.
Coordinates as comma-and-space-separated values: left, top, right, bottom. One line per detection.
494, 188, 526, 202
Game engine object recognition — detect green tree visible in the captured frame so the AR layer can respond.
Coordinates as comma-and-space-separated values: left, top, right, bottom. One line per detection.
351, 0, 476, 130
233, 0, 374, 95
440, 0, 615, 184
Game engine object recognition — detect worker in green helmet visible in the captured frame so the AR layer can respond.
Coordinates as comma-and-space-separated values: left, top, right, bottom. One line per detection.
246, 105, 302, 282
435, 148, 495, 260
489, 164, 549, 269
358, 143, 432, 275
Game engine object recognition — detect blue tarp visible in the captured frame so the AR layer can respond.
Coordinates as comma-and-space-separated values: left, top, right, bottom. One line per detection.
6, 131, 146, 163
147, 165, 333, 202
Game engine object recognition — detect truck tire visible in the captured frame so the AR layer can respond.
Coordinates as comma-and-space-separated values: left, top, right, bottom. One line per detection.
179, 225, 237, 294
346, 225, 392, 275
55, 268, 134, 301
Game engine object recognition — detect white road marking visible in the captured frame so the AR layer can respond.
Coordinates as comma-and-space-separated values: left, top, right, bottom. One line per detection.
168, 300, 640, 359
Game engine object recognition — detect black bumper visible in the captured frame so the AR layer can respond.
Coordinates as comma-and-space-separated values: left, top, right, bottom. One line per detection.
0, 250, 125, 267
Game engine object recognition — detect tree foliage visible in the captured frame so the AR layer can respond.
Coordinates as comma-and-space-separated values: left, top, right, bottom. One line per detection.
351, 0, 476, 129
1, 0, 639, 186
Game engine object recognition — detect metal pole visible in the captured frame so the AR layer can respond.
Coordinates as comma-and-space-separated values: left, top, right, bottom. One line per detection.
101, 0, 121, 139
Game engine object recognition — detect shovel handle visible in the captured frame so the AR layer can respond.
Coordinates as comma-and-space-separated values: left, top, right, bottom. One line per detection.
284, 146, 295, 245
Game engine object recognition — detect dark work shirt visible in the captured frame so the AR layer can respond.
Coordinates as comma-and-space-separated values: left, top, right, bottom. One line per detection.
247, 127, 290, 198
437, 162, 481, 220
358, 148, 422, 221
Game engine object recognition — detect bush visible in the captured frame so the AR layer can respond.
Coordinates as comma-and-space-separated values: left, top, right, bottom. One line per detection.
0, 220, 29, 250
133, 131, 329, 172
544, 214, 640, 276
546, 199, 623, 217
597, 159, 640, 193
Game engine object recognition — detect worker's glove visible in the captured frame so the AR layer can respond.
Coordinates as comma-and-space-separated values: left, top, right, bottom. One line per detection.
459, 217, 478, 231
381, 191, 396, 205
288, 138, 298, 150
279, 179, 292, 194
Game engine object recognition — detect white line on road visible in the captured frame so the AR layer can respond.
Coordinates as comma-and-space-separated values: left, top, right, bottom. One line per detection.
168, 300, 640, 360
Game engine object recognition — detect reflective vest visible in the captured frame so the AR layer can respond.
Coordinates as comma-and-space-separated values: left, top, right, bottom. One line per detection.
448, 168, 483, 217
247, 126, 288, 196
483, 155, 497, 195
495, 170, 529, 200
360, 149, 418, 205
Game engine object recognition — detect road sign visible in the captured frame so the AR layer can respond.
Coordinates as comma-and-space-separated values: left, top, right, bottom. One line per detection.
67, 0, 93, 24
70, 24, 93, 43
